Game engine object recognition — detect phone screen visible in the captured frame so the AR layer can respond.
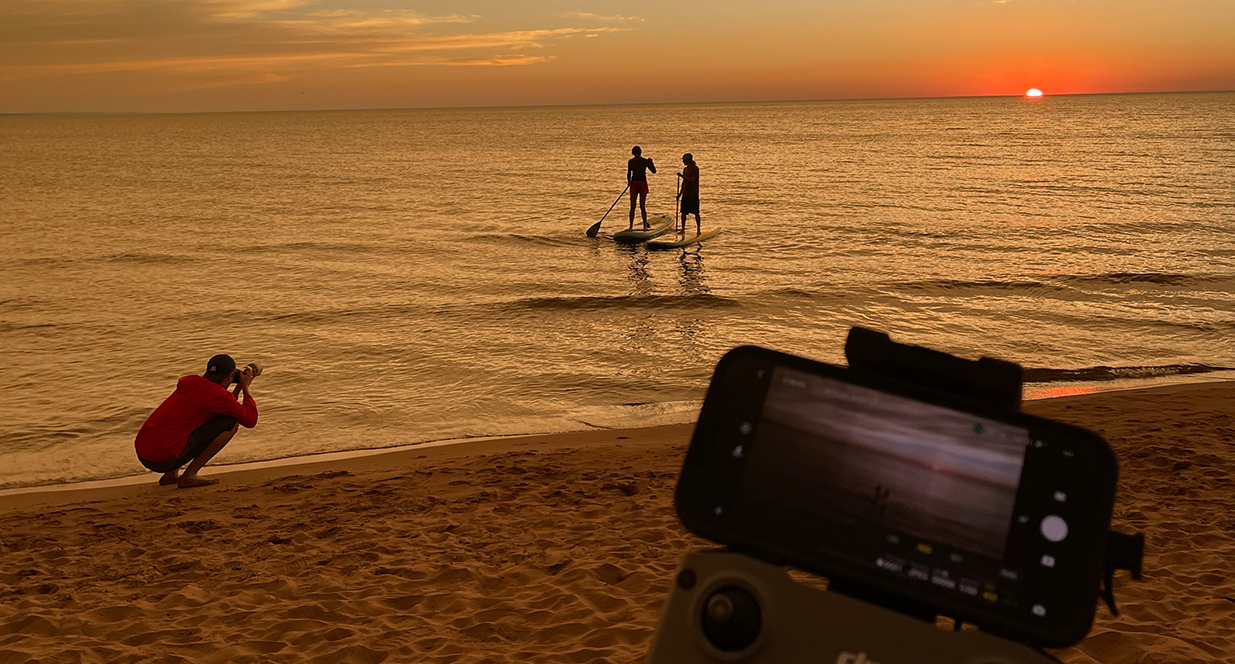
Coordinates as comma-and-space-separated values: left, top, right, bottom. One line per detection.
739, 367, 1029, 561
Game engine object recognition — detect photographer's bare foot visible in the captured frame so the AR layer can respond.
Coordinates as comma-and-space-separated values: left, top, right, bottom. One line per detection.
178, 475, 218, 488
158, 470, 179, 486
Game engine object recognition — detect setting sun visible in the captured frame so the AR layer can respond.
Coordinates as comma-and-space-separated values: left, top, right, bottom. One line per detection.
1026, 88, 1044, 98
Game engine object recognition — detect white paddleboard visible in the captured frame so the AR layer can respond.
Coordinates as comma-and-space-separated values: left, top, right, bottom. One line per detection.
613, 216, 674, 242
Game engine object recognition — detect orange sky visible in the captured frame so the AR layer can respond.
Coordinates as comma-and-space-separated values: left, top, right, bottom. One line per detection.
2, 0, 1233, 113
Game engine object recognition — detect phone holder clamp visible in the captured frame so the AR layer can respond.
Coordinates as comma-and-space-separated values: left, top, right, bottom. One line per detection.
844, 327, 1143, 620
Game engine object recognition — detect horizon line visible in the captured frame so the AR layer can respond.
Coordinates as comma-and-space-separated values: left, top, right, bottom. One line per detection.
2, 87, 1232, 118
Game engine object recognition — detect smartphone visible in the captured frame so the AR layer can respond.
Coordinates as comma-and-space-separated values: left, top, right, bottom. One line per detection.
675, 346, 1118, 647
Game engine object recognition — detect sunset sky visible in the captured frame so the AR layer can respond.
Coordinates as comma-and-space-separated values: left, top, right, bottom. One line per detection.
2, 0, 1233, 113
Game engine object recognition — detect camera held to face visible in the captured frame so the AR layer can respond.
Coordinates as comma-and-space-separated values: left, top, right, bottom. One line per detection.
233, 362, 263, 384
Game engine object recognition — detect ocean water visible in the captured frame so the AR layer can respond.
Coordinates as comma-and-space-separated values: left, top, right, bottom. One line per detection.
2, 92, 1234, 489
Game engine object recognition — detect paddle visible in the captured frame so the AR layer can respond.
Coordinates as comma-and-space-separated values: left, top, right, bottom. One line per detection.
586, 183, 630, 238
675, 174, 682, 238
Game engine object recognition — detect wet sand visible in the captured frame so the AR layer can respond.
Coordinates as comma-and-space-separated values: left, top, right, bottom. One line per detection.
1, 383, 1233, 663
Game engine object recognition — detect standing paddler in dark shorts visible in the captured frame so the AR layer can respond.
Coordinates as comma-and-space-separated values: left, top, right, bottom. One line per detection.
677, 153, 701, 238
627, 146, 657, 230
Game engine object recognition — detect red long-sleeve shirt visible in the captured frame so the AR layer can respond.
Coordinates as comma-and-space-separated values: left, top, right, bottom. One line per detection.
135, 375, 258, 462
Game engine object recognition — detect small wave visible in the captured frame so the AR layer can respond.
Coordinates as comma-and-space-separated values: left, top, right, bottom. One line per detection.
889, 273, 1235, 296
505, 293, 741, 312
1024, 364, 1234, 383
261, 303, 422, 325
231, 241, 394, 255
0, 323, 57, 333
1052, 272, 1235, 292
100, 252, 193, 265
748, 286, 892, 305
464, 233, 589, 248
252, 293, 742, 325
0, 297, 44, 313
891, 278, 1076, 296
8, 257, 66, 267
1058, 272, 1195, 286
760, 287, 819, 298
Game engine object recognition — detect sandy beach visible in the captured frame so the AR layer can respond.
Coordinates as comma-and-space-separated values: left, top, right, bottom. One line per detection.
1, 382, 1232, 664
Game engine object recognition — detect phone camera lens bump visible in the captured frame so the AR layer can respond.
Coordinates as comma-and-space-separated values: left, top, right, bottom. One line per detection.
700, 586, 762, 653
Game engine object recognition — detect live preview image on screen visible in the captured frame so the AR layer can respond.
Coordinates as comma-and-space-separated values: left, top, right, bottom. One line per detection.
743, 367, 1031, 560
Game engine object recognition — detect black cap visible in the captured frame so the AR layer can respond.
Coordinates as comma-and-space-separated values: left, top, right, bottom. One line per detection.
205, 354, 236, 379
683, 153, 693, 162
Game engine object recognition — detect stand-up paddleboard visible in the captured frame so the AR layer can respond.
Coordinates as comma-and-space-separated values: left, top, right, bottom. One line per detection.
612, 216, 674, 242
647, 227, 722, 249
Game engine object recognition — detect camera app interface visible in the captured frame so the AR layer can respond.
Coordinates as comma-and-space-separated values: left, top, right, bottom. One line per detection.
741, 367, 1030, 561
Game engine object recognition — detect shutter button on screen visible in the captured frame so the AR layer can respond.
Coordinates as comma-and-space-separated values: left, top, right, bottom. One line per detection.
1040, 515, 1069, 542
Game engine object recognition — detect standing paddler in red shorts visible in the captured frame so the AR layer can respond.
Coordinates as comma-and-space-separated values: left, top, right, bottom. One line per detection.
627, 146, 657, 231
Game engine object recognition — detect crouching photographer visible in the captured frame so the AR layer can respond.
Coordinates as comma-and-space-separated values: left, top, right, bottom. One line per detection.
134, 354, 262, 488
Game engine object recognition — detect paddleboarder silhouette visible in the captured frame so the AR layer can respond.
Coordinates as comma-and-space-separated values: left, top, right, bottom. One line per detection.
627, 146, 656, 231
677, 153, 701, 238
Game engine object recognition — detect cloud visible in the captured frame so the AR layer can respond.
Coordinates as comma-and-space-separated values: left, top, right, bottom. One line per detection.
345, 54, 554, 69
0, 1, 626, 87
374, 28, 624, 54
1, 26, 616, 79
293, 9, 478, 31
208, 0, 314, 19
559, 12, 643, 22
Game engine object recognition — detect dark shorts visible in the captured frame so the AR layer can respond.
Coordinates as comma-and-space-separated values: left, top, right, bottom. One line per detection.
139, 415, 237, 473
630, 180, 649, 195
680, 195, 700, 215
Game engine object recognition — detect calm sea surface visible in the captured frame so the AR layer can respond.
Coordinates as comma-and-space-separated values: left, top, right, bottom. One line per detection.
2, 93, 1234, 489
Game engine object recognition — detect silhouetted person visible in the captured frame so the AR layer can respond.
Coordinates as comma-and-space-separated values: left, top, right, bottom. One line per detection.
677, 153, 701, 237
627, 146, 657, 230
134, 354, 259, 488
